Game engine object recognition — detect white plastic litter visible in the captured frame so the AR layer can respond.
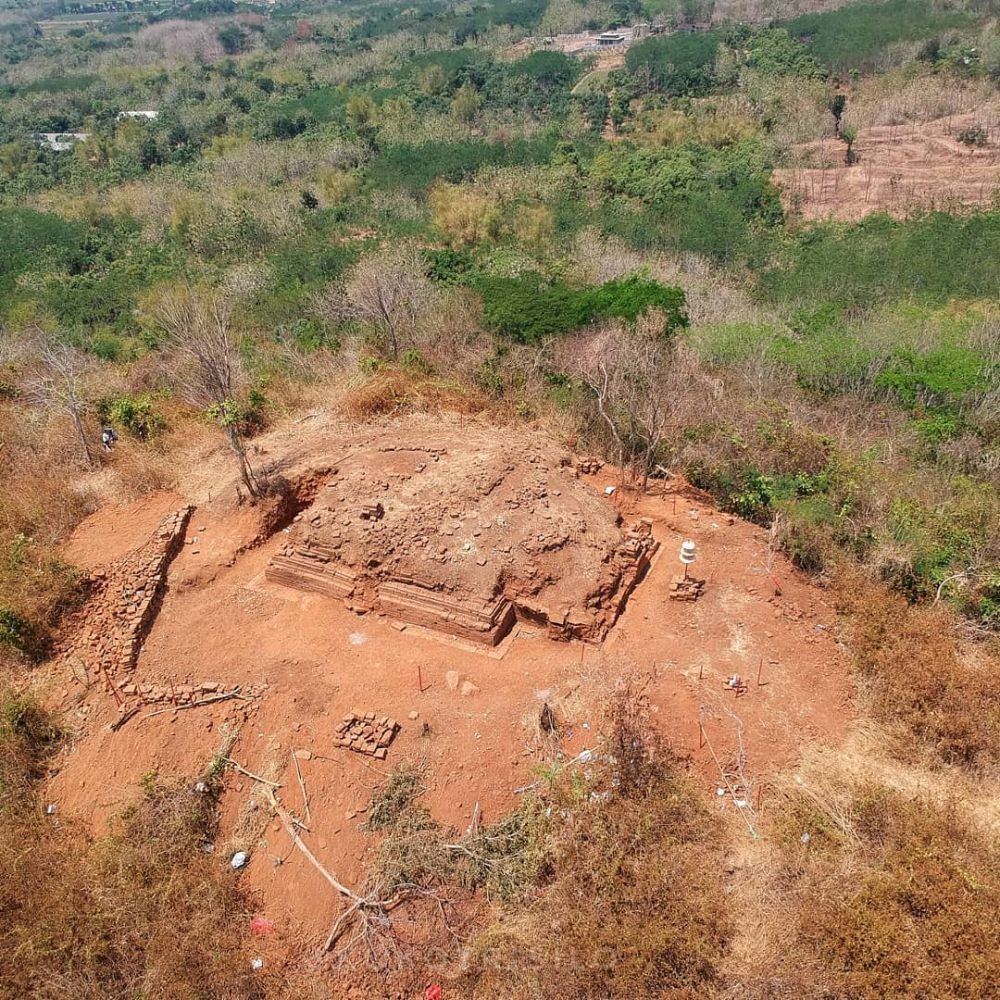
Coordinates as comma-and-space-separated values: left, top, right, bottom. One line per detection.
46, 803, 57, 815
251, 957, 264, 971
604, 486, 615, 495
230, 851, 249, 870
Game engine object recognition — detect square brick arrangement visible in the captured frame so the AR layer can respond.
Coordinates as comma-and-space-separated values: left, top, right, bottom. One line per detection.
335, 712, 400, 759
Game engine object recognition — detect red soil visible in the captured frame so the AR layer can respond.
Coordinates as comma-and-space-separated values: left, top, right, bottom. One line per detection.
773, 110, 1000, 221
45, 414, 853, 949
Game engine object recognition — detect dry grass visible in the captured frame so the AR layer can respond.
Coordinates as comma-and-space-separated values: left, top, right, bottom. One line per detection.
338, 369, 489, 422
760, 774, 999, 998
0, 689, 273, 999
458, 670, 729, 999
837, 576, 1000, 772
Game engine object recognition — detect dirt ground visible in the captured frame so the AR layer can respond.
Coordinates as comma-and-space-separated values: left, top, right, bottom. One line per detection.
774, 110, 1000, 221
44, 412, 853, 950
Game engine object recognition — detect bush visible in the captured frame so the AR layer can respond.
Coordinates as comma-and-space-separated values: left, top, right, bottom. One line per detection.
475, 272, 688, 343
762, 211, 1000, 309
772, 780, 999, 998
784, 0, 971, 74
460, 748, 728, 997
838, 580, 999, 770
625, 32, 721, 96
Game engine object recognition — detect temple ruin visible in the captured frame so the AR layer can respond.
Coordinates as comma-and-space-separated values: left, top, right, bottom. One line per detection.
266, 426, 657, 646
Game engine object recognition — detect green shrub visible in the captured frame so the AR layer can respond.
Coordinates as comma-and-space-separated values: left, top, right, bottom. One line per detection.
626, 31, 722, 95
97, 394, 166, 439
475, 272, 688, 343
784, 0, 971, 74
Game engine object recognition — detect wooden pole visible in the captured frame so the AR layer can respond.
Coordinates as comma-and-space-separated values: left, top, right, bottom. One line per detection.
417, 664, 424, 693
756, 656, 764, 686
698, 721, 705, 748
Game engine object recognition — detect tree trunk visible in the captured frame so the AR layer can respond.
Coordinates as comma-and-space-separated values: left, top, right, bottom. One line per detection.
71, 407, 96, 469
226, 425, 259, 499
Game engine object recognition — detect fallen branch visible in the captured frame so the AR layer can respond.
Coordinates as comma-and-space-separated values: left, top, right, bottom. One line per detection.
140, 688, 247, 720
291, 749, 312, 826
265, 787, 362, 899
109, 705, 141, 731
260, 785, 413, 954
223, 757, 283, 788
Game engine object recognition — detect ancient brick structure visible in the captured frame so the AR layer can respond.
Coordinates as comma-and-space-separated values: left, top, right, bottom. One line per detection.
266, 426, 658, 645
61, 508, 192, 693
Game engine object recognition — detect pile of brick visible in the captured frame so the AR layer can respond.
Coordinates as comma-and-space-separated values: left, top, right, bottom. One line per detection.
61, 507, 192, 693
669, 575, 705, 602
335, 712, 400, 759
575, 457, 604, 475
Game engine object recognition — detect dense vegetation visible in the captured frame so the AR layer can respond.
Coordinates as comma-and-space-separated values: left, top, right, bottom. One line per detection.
1, 0, 998, 994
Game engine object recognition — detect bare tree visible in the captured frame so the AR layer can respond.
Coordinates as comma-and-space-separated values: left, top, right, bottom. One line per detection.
559, 315, 673, 491
317, 244, 435, 360
21, 343, 98, 469
151, 283, 260, 498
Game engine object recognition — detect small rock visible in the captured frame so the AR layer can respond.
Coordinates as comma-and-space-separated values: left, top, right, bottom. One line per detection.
460, 680, 480, 697
445, 670, 461, 691
408, 710, 419, 721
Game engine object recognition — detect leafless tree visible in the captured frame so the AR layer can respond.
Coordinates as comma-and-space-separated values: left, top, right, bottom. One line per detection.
559, 315, 673, 491
316, 244, 436, 360
151, 283, 260, 498
20, 343, 98, 469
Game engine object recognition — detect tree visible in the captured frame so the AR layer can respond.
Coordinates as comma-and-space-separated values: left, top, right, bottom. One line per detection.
320, 245, 436, 360
840, 125, 858, 165
828, 93, 847, 136
450, 82, 481, 123
558, 315, 673, 490
418, 63, 449, 96
21, 343, 98, 469
150, 284, 260, 499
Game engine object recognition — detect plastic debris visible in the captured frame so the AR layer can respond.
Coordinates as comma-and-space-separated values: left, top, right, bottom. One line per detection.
604, 486, 616, 495
230, 851, 249, 870
425, 985, 442, 1000
800, 832, 811, 845
250, 957, 264, 971
251, 915, 275, 936
46, 803, 57, 815
194, 781, 208, 794
716, 787, 727, 797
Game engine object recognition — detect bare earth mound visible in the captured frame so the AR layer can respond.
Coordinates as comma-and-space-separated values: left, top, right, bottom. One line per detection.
266, 426, 657, 645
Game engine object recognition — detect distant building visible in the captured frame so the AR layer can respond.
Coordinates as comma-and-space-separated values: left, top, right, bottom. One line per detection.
33, 132, 90, 151
117, 110, 158, 121
596, 31, 627, 47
